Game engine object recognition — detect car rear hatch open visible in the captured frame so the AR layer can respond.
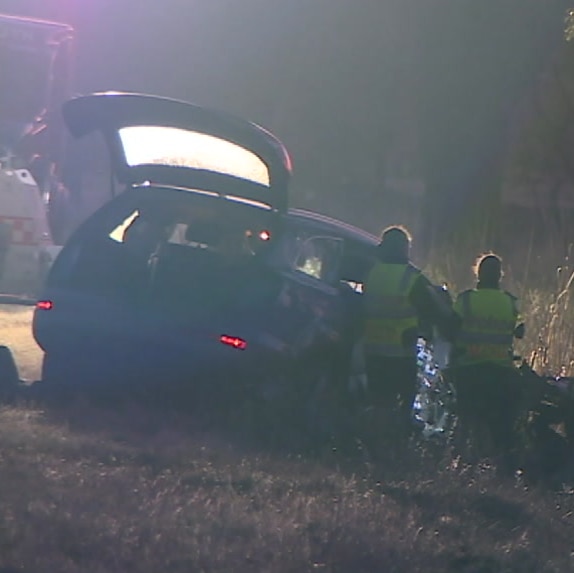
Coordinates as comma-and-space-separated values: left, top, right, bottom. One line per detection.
62, 91, 292, 212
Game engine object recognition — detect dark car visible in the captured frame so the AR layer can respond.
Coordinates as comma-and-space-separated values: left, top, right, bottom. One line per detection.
32, 92, 378, 403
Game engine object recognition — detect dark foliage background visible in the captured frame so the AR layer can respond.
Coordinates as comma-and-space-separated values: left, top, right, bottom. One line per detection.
2, 1, 571, 249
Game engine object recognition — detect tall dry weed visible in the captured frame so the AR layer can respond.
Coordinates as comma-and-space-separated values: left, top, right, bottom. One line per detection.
517, 261, 574, 376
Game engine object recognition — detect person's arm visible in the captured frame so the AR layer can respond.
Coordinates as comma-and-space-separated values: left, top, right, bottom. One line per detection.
409, 274, 460, 342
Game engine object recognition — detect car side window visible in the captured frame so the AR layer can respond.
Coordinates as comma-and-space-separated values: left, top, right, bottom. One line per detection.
286, 231, 342, 285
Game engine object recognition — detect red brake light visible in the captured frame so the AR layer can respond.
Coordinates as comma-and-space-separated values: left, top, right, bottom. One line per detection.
220, 334, 247, 350
36, 300, 53, 311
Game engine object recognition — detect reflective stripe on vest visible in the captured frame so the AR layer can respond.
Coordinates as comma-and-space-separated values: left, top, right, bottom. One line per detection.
455, 289, 516, 364
363, 263, 420, 356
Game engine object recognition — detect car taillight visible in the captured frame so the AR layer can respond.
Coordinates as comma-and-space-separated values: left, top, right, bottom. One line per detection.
220, 334, 247, 350
36, 300, 53, 310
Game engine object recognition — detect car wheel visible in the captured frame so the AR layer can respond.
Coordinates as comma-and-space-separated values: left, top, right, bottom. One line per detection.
245, 354, 345, 449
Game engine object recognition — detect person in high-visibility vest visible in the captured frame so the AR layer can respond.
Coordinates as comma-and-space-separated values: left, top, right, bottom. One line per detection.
450, 253, 525, 469
362, 225, 457, 446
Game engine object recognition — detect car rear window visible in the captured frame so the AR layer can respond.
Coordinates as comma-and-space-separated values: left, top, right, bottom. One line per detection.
55, 189, 277, 307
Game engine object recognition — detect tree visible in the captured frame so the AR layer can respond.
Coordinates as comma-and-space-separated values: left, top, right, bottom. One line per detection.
504, 38, 574, 254
412, 0, 568, 254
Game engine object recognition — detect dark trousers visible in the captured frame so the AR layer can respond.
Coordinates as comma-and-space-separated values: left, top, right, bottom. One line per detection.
448, 363, 522, 462
365, 354, 418, 444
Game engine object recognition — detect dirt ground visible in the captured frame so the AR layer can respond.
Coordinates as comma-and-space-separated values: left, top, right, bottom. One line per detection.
0, 305, 43, 382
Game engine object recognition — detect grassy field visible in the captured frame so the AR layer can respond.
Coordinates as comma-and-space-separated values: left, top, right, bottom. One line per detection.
0, 402, 572, 572
0, 308, 574, 571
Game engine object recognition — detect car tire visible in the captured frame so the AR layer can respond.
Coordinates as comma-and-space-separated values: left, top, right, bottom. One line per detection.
246, 350, 346, 450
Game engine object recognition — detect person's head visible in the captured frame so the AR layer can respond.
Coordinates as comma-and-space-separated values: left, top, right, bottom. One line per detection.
474, 252, 503, 288
377, 225, 412, 263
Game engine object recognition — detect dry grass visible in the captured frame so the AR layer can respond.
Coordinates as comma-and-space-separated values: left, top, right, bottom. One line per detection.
0, 401, 572, 573
516, 266, 574, 376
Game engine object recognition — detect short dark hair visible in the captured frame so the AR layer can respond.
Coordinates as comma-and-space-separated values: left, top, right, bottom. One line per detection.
474, 252, 503, 282
377, 225, 412, 262
379, 224, 412, 244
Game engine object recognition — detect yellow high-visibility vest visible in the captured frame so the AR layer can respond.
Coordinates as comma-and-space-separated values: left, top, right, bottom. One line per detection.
453, 288, 518, 366
363, 263, 420, 356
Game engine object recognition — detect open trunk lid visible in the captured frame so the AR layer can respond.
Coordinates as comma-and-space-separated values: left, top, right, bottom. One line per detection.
62, 92, 292, 212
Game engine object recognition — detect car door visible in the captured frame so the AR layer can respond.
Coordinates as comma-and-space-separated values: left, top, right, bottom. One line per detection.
266, 222, 347, 360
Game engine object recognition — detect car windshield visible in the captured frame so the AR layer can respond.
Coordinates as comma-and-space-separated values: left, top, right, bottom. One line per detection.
118, 126, 270, 186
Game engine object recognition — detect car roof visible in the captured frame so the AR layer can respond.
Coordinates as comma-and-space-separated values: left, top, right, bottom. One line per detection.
286, 208, 379, 247
119, 185, 378, 249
